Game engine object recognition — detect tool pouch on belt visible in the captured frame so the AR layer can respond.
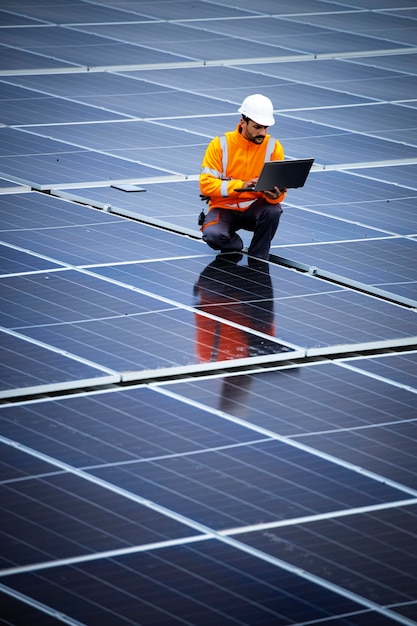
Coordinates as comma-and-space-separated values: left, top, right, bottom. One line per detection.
198, 194, 210, 225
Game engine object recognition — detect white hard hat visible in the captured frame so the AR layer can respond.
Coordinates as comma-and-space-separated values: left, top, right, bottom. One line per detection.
238, 94, 275, 126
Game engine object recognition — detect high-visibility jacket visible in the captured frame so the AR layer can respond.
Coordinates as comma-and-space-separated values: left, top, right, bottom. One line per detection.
199, 124, 285, 212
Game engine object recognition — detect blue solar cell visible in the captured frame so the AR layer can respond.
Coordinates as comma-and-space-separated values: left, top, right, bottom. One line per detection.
91, 439, 405, 529
0, 270, 169, 328
1, 471, 198, 568
169, 360, 417, 437
0, 244, 63, 274
341, 351, 417, 390
0, 191, 126, 230
0, 386, 267, 466
0, 93, 130, 125
273, 238, 417, 302
74, 21, 299, 62
5, 3, 157, 24
91, 255, 340, 308
0, 44, 76, 71
239, 505, 417, 607
0, 442, 56, 481
239, 57, 405, 84
0, 331, 111, 395
23, 120, 211, 151
1, 73, 174, 98
283, 132, 417, 165
298, 422, 417, 490
272, 31, 410, 55
282, 9, 416, 38
273, 290, 417, 348
130, 1, 254, 20
18, 306, 291, 375
0, 596, 63, 626
0, 148, 169, 187
351, 51, 417, 73
284, 104, 417, 143
91, 255, 417, 351
350, 165, 417, 190
0, 221, 204, 263
51, 180, 202, 230
0, 542, 365, 625
0, 10, 45, 26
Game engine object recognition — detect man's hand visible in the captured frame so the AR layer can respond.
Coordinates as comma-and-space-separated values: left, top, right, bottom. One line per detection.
264, 186, 286, 200
243, 177, 258, 190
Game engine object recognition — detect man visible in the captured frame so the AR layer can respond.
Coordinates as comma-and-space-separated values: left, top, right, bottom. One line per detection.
199, 94, 286, 260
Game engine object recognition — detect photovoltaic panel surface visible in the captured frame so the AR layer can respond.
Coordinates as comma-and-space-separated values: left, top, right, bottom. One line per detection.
1, 1, 417, 624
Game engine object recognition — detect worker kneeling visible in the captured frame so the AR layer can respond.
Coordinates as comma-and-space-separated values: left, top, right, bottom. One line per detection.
199, 94, 286, 260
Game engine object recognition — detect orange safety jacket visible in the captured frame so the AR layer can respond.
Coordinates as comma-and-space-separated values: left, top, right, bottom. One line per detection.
199, 123, 285, 213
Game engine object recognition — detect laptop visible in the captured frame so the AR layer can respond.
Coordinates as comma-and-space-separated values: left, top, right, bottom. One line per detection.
235, 158, 314, 192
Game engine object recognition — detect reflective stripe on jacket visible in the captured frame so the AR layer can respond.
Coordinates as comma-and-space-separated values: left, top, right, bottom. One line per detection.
199, 123, 285, 212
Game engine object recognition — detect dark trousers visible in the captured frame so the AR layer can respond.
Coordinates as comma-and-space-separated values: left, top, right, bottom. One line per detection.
202, 199, 283, 260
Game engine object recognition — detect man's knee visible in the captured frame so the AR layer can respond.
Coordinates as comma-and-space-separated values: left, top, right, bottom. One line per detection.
202, 229, 223, 250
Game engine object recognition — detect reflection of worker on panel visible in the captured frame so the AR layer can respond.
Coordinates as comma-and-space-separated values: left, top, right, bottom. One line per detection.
193, 255, 277, 363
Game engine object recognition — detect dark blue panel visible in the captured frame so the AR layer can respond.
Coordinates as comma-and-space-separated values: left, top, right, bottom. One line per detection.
92, 439, 405, 529
133, 1, 254, 20
0, 191, 125, 230
0, 220, 204, 264
91, 256, 339, 307
0, 149, 168, 187
285, 103, 417, 144
169, 361, 417, 437
272, 290, 417, 348
0, 10, 46, 26
274, 31, 410, 55
0, 127, 81, 157
1, 472, 198, 568
300, 421, 417, 490
0, 541, 371, 626
0, 387, 266, 466
0, 442, 55, 481
0, 331, 108, 393
5, 3, 156, 24
86, 90, 237, 119
351, 51, 417, 74
19, 306, 290, 373
240, 505, 417, 607
0, 595, 64, 626
282, 9, 416, 37
25, 119, 226, 151
239, 57, 405, 84
0, 177, 26, 190
1, 72, 174, 98
0, 245, 63, 274
0, 270, 168, 328
273, 238, 417, 295
51, 181, 202, 231
349, 164, 417, 190
91, 256, 417, 350
289, 171, 417, 236
0, 94, 130, 125
344, 351, 417, 389
74, 21, 297, 62
0, 45, 76, 71
283, 132, 417, 165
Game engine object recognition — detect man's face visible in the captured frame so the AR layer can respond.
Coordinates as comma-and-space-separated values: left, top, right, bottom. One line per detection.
241, 117, 268, 144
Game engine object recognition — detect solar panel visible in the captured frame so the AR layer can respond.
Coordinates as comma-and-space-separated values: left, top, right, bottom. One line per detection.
239, 505, 417, 613
272, 238, 417, 306
1, 1, 417, 623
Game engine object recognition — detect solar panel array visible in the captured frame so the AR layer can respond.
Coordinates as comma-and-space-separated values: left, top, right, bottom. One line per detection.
1, 0, 417, 624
